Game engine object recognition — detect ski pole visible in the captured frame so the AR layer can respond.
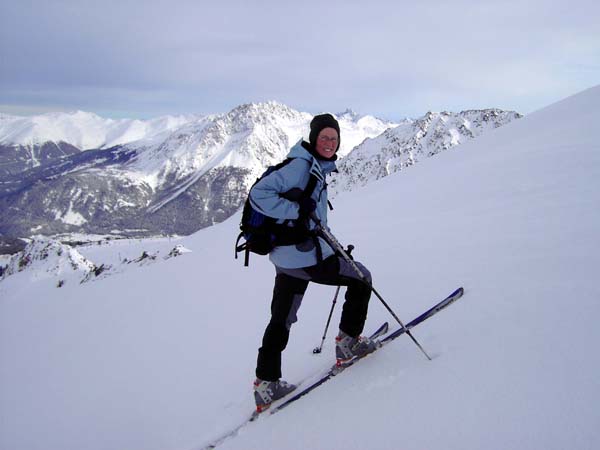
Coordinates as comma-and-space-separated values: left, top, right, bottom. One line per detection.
309, 212, 432, 361
313, 245, 355, 354
313, 285, 340, 354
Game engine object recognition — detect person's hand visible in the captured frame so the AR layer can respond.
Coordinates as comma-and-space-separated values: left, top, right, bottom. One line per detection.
298, 197, 317, 218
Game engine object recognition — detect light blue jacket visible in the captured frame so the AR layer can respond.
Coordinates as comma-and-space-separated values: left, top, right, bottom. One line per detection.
249, 140, 337, 268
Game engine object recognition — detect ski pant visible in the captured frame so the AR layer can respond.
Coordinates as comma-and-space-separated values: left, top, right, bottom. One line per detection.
256, 255, 372, 381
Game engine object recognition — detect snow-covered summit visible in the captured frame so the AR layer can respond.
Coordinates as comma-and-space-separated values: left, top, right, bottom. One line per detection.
129, 101, 394, 192
336, 108, 396, 125
0, 103, 394, 155
0, 238, 94, 284
0, 110, 201, 149
329, 108, 522, 196
336, 108, 362, 121
0, 236, 194, 286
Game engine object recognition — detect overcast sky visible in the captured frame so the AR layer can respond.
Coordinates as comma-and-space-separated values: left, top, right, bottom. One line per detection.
1, 0, 598, 120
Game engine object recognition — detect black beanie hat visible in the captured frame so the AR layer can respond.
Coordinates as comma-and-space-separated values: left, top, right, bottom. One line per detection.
309, 113, 341, 152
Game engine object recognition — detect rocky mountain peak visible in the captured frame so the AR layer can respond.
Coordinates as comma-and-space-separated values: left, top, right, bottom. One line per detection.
328, 109, 522, 197
0, 103, 518, 247
227, 101, 305, 124
0, 238, 94, 283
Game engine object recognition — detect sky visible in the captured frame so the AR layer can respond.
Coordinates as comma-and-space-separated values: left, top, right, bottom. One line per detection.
0, 0, 599, 120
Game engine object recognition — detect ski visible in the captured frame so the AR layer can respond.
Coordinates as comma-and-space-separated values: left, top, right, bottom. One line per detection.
270, 286, 464, 414
202, 288, 463, 449
381, 286, 464, 344
363, 320, 389, 341
200, 321, 389, 450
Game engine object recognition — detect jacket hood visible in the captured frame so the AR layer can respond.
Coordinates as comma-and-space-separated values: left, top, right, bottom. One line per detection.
287, 139, 337, 175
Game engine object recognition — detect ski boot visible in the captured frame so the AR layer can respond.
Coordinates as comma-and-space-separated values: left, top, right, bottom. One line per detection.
253, 378, 297, 413
335, 330, 379, 367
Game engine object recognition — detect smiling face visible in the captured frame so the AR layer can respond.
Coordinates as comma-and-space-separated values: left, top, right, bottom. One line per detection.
315, 127, 339, 159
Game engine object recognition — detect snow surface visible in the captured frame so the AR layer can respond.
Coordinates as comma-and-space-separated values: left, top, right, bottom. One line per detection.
1, 86, 600, 450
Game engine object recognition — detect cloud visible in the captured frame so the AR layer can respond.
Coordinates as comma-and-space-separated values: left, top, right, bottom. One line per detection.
1, 0, 599, 118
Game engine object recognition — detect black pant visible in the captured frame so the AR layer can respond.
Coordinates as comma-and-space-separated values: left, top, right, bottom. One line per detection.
256, 255, 372, 381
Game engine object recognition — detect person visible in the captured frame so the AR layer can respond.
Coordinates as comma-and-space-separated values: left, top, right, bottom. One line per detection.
248, 113, 376, 412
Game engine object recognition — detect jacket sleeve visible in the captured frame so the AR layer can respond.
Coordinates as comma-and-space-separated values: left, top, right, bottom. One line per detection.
249, 159, 310, 220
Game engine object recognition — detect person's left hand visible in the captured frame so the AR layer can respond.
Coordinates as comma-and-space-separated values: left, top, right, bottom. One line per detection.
298, 197, 317, 218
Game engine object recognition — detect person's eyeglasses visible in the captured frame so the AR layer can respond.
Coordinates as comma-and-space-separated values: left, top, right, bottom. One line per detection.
318, 136, 338, 143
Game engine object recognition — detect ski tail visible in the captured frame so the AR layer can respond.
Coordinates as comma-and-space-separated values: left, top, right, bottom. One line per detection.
369, 321, 389, 340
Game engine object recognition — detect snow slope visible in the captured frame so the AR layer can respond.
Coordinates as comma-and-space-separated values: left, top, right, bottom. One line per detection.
1, 85, 599, 450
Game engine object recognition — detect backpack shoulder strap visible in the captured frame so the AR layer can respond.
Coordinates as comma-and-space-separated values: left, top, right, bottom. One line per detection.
303, 172, 319, 199
272, 157, 293, 172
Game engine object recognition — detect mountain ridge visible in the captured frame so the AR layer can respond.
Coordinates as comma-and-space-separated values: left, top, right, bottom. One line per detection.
0, 102, 519, 251
329, 108, 522, 196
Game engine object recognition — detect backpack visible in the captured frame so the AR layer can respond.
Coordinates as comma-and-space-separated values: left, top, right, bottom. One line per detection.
235, 158, 319, 266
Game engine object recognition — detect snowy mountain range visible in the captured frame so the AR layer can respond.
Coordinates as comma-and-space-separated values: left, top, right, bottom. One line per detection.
0, 86, 598, 450
0, 103, 519, 252
0, 110, 201, 150
329, 109, 522, 196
